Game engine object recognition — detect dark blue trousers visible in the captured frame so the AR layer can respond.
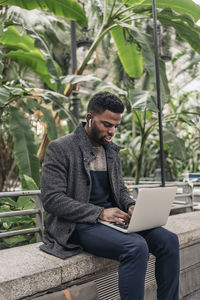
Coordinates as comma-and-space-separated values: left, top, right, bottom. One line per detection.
71, 224, 180, 300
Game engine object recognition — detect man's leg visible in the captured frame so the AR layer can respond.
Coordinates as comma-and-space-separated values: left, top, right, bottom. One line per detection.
139, 227, 180, 300
71, 223, 149, 300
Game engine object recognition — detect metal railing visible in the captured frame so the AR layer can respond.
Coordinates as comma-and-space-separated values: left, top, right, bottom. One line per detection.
193, 182, 200, 202
0, 190, 44, 241
0, 181, 195, 241
125, 181, 194, 213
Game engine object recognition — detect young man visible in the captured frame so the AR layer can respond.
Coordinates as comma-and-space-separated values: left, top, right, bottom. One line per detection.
40, 92, 180, 300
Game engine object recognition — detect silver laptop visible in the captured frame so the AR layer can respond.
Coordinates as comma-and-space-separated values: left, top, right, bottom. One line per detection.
98, 187, 177, 233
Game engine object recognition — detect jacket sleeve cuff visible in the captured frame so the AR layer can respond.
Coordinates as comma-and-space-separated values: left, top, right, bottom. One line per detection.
126, 201, 136, 212
94, 206, 104, 223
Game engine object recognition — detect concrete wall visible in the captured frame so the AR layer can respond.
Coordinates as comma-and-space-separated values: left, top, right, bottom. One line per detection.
1, 212, 200, 300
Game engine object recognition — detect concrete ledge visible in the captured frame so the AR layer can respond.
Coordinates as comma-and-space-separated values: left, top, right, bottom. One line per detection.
0, 244, 116, 300
1, 211, 200, 300
164, 211, 200, 248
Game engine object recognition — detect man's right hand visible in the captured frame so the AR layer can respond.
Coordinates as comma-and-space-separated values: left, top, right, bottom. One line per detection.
99, 207, 130, 225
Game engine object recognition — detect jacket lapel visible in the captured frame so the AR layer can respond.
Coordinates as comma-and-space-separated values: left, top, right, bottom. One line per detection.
74, 123, 96, 177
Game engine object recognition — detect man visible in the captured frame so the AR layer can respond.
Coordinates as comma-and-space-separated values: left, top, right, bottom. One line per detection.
40, 92, 180, 300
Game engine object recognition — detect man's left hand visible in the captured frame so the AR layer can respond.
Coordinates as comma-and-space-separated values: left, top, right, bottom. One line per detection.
128, 205, 135, 216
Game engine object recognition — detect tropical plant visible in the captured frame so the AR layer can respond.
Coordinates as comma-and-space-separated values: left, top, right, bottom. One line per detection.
0, 175, 39, 249
114, 89, 200, 183
0, 5, 80, 191
1, 0, 200, 187
2, 0, 200, 97
0, 0, 200, 250
51, 0, 200, 171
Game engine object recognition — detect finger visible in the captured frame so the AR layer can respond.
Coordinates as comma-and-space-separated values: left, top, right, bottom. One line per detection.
114, 208, 129, 217
114, 212, 130, 223
113, 217, 127, 225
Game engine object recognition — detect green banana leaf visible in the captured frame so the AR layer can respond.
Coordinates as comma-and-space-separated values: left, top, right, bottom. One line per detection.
17, 196, 36, 209
129, 90, 158, 111
3, 49, 58, 91
61, 74, 102, 85
158, 8, 200, 55
9, 106, 40, 186
163, 128, 186, 161
61, 74, 127, 95
0, 87, 10, 107
116, 22, 170, 102
21, 174, 39, 190
0, 26, 34, 51
2, 86, 25, 96
111, 26, 143, 78
1, 85, 58, 141
2, 85, 72, 129
1, 236, 27, 245
123, 1, 200, 56
125, 0, 200, 23
33, 88, 70, 104
0, 26, 63, 91
0, 86, 31, 108
0, 198, 17, 208
0, 0, 87, 27
1, 6, 70, 47
25, 28, 63, 92
17, 175, 38, 210
33, 89, 78, 130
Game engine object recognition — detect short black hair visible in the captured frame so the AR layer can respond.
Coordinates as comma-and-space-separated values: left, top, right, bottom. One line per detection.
87, 92, 124, 114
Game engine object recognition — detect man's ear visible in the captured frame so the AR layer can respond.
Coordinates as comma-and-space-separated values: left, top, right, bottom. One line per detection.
86, 113, 92, 122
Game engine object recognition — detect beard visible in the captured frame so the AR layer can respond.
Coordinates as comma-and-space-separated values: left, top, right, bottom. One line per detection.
90, 122, 109, 146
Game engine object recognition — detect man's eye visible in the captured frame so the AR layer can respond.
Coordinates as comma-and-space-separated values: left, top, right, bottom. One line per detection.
104, 122, 111, 127
103, 122, 120, 129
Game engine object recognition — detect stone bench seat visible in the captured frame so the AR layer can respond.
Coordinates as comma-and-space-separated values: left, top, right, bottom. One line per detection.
1, 211, 200, 300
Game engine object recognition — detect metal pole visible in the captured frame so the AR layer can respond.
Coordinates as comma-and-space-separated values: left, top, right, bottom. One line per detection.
71, 21, 77, 73
36, 195, 44, 242
70, 20, 80, 121
152, 0, 165, 187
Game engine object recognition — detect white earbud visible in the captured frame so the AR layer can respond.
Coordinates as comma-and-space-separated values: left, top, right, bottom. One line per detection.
89, 119, 92, 128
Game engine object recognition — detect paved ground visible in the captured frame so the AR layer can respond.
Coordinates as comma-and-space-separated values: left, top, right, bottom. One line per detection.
183, 289, 200, 300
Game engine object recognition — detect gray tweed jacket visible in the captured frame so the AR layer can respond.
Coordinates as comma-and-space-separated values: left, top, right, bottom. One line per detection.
40, 122, 135, 259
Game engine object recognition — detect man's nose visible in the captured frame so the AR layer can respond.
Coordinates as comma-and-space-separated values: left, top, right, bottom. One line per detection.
108, 127, 115, 136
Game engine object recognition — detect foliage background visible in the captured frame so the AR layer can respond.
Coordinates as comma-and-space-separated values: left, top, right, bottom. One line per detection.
0, 0, 200, 248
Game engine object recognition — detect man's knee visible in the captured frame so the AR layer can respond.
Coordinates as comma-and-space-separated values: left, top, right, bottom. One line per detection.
119, 236, 149, 262
167, 231, 179, 256
159, 229, 179, 258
